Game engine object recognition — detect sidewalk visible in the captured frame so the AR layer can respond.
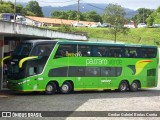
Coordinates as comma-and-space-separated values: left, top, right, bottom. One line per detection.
0, 89, 12, 98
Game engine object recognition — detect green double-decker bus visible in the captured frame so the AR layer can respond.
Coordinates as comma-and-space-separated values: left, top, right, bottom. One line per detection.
5, 40, 158, 94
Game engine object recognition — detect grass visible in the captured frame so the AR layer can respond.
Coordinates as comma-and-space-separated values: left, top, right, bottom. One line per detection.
46, 26, 160, 46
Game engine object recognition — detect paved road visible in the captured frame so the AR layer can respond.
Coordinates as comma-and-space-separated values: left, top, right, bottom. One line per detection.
0, 71, 160, 120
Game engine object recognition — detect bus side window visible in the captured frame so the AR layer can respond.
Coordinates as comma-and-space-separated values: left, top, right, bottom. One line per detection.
91, 46, 107, 57
55, 44, 77, 58
92, 46, 102, 57
141, 49, 147, 58
147, 48, 156, 58
78, 45, 91, 57
109, 47, 122, 57
125, 48, 138, 58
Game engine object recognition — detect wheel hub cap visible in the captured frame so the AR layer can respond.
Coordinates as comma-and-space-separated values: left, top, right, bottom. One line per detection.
47, 85, 53, 92
62, 85, 69, 91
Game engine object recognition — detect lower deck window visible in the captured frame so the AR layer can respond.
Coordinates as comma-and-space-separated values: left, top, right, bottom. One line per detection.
48, 66, 122, 77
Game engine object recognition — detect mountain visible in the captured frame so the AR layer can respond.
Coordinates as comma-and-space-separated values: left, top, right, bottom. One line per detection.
17, 2, 137, 18
42, 3, 137, 18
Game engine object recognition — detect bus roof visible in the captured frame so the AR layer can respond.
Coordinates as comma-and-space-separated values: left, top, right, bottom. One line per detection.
22, 39, 157, 48
58, 40, 157, 48
22, 40, 57, 45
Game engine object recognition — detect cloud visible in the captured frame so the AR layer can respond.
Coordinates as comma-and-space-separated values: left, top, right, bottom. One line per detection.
6, 0, 160, 10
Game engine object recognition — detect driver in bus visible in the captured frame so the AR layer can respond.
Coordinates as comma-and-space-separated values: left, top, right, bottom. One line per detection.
38, 48, 45, 56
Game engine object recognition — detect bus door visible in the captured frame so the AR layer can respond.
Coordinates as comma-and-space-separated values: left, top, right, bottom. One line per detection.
29, 43, 55, 90
27, 60, 45, 90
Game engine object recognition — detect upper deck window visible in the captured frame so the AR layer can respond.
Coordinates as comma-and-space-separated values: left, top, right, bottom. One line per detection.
124, 48, 139, 58
55, 44, 77, 58
78, 45, 92, 57
12, 43, 32, 56
54, 43, 157, 59
31, 44, 54, 56
141, 48, 157, 58
109, 47, 123, 57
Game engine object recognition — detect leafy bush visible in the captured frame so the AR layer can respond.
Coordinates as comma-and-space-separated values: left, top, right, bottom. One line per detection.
57, 24, 76, 33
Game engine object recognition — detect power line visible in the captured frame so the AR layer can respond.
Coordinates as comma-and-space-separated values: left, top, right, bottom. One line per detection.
36, 0, 76, 3
81, 0, 105, 11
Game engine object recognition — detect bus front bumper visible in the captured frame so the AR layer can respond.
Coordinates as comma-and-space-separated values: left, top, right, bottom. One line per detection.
7, 80, 24, 91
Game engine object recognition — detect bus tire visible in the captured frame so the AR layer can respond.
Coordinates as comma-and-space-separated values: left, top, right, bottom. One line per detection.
130, 81, 139, 92
118, 81, 128, 92
60, 81, 73, 94
45, 82, 57, 95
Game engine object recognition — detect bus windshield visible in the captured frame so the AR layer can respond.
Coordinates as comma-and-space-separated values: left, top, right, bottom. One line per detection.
12, 43, 32, 56
8, 42, 56, 80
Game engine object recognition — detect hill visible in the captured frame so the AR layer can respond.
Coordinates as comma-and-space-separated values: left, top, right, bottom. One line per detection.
17, 2, 137, 18
49, 27, 160, 45
42, 3, 137, 18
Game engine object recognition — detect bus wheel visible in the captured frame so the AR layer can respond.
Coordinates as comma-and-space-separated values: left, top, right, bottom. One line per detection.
118, 81, 128, 92
60, 82, 73, 94
130, 81, 139, 92
45, 82, 57, 95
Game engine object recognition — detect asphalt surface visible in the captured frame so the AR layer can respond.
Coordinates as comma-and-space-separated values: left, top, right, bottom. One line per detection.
0, 70, 160, 120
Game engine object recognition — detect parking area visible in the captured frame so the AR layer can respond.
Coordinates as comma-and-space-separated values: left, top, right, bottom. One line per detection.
0, 68, 160, 120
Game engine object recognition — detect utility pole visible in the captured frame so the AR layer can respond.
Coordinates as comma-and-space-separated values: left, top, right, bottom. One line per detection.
14, 0, 16, 22
143, 8, 144, 23
77, 0, 80, 23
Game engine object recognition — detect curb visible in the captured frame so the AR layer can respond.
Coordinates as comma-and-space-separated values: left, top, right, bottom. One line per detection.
0, 95, 8, 98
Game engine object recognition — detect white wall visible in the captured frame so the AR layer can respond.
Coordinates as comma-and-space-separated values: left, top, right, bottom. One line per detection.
0, 21, 88, 41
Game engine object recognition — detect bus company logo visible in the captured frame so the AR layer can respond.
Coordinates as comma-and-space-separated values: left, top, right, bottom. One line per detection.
134, 60, 152, 75
128, 60, 153, 75
66, 52, 82, 57
2, 112, 11, 117
86, 58, 122, 65
86, 58, 108, 65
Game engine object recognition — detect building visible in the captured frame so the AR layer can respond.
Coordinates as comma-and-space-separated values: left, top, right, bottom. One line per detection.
25, 16, 97, 27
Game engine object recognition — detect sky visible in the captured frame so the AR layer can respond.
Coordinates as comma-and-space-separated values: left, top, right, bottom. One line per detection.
5, 0, 160, 10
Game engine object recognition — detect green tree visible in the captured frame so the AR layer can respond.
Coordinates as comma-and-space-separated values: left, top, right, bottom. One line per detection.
51, 11, 62, 18
146, 12, 156, 26
103, 3, 126, 25
58, 24, 76, 32
26, 11, 36, 16
16, 4, 28, 15
26, 0, 43, 17
51, 11, 67, 19
66, 10, 77, 20
0, 2, 14, 13
51, 10, 85, 21
132, 8, 153, 25
146, 6, 160, 26
0, 1, 35, 16
154, 6, 160, 23
83, 11, 102, 22
103, 3, 128, 43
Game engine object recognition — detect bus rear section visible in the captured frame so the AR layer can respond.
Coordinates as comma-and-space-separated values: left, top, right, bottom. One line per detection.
43, 42, 159, 94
